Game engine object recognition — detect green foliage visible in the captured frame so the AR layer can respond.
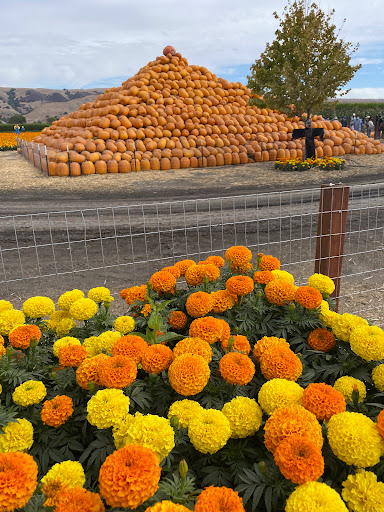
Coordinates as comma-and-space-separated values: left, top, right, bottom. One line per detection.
7, 114, 26, 124
248, 1, 361, 116
0, 123, 49, 132
318, 102, 384, 121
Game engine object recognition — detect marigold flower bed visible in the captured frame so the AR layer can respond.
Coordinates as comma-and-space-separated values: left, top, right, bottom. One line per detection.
0, 249, 383, 511
0, 132, 42, 151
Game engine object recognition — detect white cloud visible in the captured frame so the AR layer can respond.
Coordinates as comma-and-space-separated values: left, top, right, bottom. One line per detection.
338, 88, 384, 99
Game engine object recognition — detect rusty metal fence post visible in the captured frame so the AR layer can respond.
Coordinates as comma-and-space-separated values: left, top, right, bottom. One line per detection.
315, 184, 350, 311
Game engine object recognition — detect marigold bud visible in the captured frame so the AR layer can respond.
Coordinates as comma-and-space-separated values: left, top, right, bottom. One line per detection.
179, 459, 188, 479
170, 416, 179, 429
258, 461, 267, 474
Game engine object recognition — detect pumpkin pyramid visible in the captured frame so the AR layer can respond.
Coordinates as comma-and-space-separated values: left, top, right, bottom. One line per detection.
31, 47, 384, 176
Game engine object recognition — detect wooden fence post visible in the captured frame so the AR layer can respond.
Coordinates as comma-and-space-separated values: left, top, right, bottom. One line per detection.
315, 184, 350, 311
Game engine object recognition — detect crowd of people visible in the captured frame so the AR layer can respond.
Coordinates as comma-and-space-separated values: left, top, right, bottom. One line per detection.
339, 114, 383, 138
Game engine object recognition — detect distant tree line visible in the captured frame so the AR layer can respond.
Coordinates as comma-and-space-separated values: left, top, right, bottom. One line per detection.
317, 102, 384, 120
0, 122, 49, 132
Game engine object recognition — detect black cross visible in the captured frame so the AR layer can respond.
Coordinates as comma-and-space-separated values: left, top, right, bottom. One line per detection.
292, 123, 324, 159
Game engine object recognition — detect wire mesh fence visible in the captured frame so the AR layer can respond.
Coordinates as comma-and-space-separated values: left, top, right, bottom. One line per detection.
1, 183, 383, 323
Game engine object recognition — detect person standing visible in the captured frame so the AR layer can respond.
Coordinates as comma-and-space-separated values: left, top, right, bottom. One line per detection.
14, 124, 20, 135
341, 116, 348, 127
350, 113, 356, 131
367, 117, 374, 138
355, 116, 362, 132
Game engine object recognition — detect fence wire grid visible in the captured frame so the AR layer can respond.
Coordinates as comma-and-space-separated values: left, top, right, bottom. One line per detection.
0, 183, 383, 324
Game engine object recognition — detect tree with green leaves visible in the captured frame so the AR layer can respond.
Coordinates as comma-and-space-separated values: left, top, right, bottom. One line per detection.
247, 1, 361, 120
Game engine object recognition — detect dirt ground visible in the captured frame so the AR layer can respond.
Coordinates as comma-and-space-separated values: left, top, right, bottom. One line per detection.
1, 151, 384, 324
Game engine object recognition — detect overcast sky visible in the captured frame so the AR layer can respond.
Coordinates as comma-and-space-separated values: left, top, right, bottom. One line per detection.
2, 0, 383, 98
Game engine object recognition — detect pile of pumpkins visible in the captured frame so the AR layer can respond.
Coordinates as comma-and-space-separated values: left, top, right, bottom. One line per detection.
28, 46, 384, 176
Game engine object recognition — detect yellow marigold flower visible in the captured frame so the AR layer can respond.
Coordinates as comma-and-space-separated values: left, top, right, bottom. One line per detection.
141, 344, 173, 374
225, 245, 252, 266
0, 418, 33, 452
189, 316, 223, 344
222, 397, 262, 438
9, 324, 41, 349
264, 280, 296, 306
88, 286, 112, 303
327, 412, 384, 467
260, 346, 302, 381
57, 289, 85, 311
349, 325, 384, 361
221, 334, 250, 355
23, 296, 55, 318
274, 434, 324, 485
69, 298, 98, 321
372, 364, 384, 391
186, 291, 213, 317
173, 337, 213, 362
53, 336, 81, 357
97, 330, 122, 354
56, 317, 77, 337
219, 352, 255, 385
194, 486, 245, 512
264, 405, 323, 454
253, 336, 289, 361
112, 335, 148, 364
144, 501, 190, 512
167, 310, 187, 330
76, 354, 109, 389
174, 259, 196, 276
113, 316, 135, 335
54, 486, 105, 512
307, 327, 335, 352
87, 388, 130, 429
253, 270, 275, 284
271, 269, 294, 283
168, 399, 204, 428
41, 395, 74, 427
82, 336, 99, 357
308, 273, 335, 295
121, 284, 147, 305
319, 300, 329, 313
285, 482, 348, 512
258, 379, 304, 415
0, 452, 38, 511
149, 271, 176, 293
168, 354, 210, 396
41, 460, 85, 489
302, 383, 346, 421
13, 380, 47, 406
0, 300, 13, 312
342, 469, 384, 512
99, 445, 161, 509
259, 254, 280, 271
113, 412, 175, 460
188, 409, 231, 454
332, 313, 368, 343
0, 308, 25, 336
333, 376, 366, 403
320, 309, 339, 328
226, 275, 254, 296
162, 266, 182, 279
295, 286, 323, 310
59, 344, 87, 368
44, 309, 71, 330
210, 290, 237, 313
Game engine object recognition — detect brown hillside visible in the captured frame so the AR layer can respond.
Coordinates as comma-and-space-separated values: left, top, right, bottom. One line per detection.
29, 48, 384, 177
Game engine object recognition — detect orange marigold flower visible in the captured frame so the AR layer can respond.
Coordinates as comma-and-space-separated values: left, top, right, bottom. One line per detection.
123, 285, 148, 305
185, 265, 204, 286
161, 266, 181, 279
144, 501, 190, 511
377, 410, 384, 439
217, 319, 231, 344
259, 254, 281, 271
264, 404, 323, 454
226, 275, 254, 296
0, 452, 38, 511
0, 335, 3, 346
141, 344, 173, 374
168, 354, 210, 396
41, 395, 74, 427
274, 435, 325, 484
253, 336, 290, 362
9, 324, 41, 349
194, 485, 245, 512
99, 444, 161, 509
173, 337, 213, 362
219, 352, 255, 385
260, 346, 302, 381
210, 290, 236, 313
189, 316, 223, 344
204, 255, 225, 268
167, 311, 187, 330
253, 270, 275, 284
186, 292, 213, 318
174, 259, 196, 276
308, 328, 336, 352
76, 354, 109, 389
141, 304, 152, 317
149, 271, 176, 294
42, 478, 68, 508
112, 335, 148, 364
200, 264, 221, 281
302, 383, 346, 421
55, 486, 105, 512
98, 355, 137, 388
221, 334, 251, 355
264, 280, 296, 306
295, 286, 323, 310
59, 344, 87, 368
225, 246, 252, 266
